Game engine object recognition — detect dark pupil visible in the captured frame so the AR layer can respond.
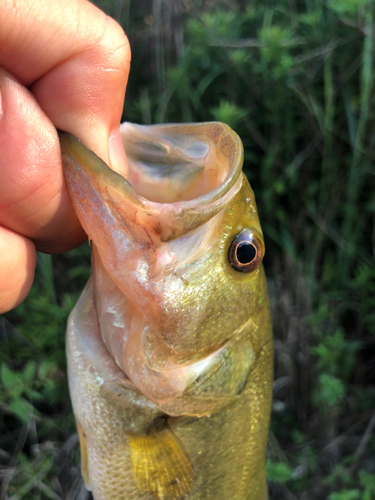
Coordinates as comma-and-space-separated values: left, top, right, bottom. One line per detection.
237, 242, 256, 264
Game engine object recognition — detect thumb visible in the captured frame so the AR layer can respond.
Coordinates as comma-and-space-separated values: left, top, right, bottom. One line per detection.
28, 1, 131, 171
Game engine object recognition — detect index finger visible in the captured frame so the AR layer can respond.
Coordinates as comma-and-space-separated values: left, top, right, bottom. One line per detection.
1, 0, 131, 156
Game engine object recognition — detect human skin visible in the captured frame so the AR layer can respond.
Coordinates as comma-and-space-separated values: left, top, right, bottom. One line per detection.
0, 0, 130, 313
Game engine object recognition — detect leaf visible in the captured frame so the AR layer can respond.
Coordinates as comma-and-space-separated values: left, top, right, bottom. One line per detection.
267, 460, 293, 483
314, 373, 345, 409
38, 360, 58, 380
9, 398, 34, 423
210, 100, 248, 129
1, 363, 22, 391
23, 361, 36, 382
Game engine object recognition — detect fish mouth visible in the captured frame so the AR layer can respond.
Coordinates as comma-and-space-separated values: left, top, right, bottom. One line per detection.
120, 122, 244, 205
60, 122, 244, 242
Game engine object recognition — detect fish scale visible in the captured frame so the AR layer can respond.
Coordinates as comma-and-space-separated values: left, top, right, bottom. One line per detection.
60, 122, 273, 500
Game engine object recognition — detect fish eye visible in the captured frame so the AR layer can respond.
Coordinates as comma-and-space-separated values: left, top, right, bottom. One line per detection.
228, 230, 264, 273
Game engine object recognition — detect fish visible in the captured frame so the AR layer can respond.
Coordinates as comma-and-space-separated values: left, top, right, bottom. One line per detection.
59, 121, 273, 500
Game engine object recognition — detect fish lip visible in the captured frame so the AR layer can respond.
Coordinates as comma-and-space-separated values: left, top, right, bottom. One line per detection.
60, 122, 243, 210
119, 121, 244, 209
60, 123, 245, 241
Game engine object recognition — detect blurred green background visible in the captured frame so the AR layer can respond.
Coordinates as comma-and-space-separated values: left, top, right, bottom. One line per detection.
1, 0, 375, 498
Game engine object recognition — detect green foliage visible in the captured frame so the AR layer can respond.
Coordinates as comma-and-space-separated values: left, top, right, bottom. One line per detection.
267, 460, 294, 483
1, 247, 88, 496
359, 471, 375, 500
210, 100, 248, 129
327, 470, 375, 500
328, 0, 368, 16
311, 327, 360, 396
313, 373, 345, 410
328, 491, 361, 500
0, 360, 61, 423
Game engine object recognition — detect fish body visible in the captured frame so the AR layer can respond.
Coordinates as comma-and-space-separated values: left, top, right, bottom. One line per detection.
60, 122, 273, 500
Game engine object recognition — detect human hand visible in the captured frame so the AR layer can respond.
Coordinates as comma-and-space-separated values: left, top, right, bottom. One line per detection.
0, 0, 130, 313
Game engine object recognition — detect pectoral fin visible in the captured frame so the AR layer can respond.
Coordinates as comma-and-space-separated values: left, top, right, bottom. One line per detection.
128, 419, 194, 500
76, 419, 91, 490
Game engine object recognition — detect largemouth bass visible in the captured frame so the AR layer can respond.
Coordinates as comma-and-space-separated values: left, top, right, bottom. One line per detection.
60, 122, 273, 500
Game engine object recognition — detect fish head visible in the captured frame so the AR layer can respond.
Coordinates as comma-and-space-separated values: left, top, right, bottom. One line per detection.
61, 122, 271, 415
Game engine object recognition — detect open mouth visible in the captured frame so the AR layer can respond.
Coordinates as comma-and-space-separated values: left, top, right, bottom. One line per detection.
60, 122, 244, 243
120, 122, 243, 205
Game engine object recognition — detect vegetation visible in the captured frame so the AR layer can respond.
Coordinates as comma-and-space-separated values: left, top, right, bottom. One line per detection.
1, 0, 375, 498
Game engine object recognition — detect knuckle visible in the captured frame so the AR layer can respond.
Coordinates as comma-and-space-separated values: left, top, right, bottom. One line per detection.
95, 16, 131, 75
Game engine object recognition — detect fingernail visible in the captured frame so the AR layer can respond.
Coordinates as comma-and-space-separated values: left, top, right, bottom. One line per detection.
109, 128, 128, 178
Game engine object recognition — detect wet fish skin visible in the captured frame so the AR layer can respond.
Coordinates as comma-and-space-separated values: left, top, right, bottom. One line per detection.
60, 122, 273, 500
